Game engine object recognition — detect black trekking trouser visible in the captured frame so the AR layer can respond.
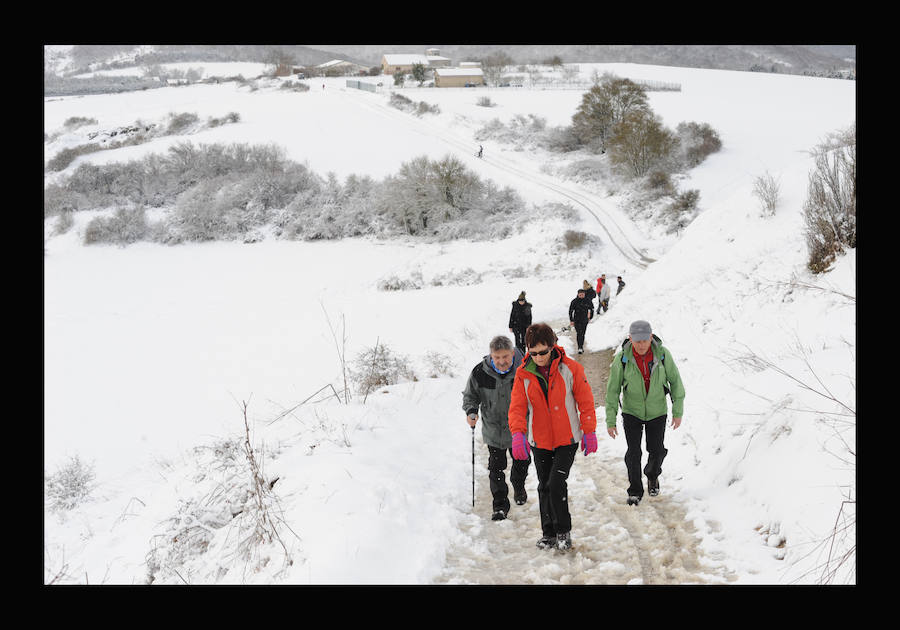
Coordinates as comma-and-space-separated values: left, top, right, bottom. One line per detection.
574, 320, 588, 350
487, 445, 530, 512
512, 327, 528, 354
532, 443, 578, 537
622, 413, 668, 498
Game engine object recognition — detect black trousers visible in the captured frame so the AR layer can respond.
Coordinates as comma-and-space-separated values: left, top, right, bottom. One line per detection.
532, 443, 578, 537
622, 414, 668, 498
573, 320, 589, 350
487, 445, 530, 512
512, 327, 528, 354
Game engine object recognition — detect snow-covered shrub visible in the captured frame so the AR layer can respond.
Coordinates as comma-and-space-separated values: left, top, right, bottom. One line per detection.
45, 454, 96, 512
166, 112, 199, 135
753, 171, 781, 217
84, 206, 148, 245
377, 270, 424, 291
46, 143, 103, 172
63, 116, 98, 129
424, 352, 455, 378
803, 123, 855, 274
476, 96, 495, 107
675, 121, 722, 168
429, 268, 482, 287
349, 344, 417, 396
52, 210, 74, 235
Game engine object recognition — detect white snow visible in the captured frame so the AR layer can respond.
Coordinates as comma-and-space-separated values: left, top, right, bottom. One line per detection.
44, 58, 856, 585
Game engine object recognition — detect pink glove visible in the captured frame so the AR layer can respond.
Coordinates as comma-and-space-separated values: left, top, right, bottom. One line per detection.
512, 432, 530, 460
581, 432, 597, 456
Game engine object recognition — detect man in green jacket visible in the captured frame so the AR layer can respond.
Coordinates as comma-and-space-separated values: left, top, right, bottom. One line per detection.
463, 335, 530, 520
605, 320, 685, 506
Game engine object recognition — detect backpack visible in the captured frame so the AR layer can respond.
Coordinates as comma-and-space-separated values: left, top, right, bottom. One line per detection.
620, 334, 671, 399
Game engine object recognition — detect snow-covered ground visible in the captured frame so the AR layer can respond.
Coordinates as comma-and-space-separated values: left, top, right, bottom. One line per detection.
44, 60, 856, 584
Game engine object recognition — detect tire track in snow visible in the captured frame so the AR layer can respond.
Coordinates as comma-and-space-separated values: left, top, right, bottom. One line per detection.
333, 87, 656, 269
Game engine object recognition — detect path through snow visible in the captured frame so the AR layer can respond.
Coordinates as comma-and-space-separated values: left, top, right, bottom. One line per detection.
434, 324, 738, 585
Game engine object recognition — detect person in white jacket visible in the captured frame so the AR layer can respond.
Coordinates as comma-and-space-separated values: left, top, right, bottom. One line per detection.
598, 275, 611, 313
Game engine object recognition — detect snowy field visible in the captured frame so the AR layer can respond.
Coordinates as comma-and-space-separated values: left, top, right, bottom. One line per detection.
44, 60, 856, 584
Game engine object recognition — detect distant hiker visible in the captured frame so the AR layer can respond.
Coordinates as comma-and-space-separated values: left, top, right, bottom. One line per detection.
582, 279, 597, 310
598, 276, 611, 313
595, 274, 605, 295
568, 288, 594, 354
605, 320, 685, 506
509, 323, 597, 551
616, 275, 626, 296
509, 291, 533, 355
462, 335, 530, 521
477, 145, 483, 158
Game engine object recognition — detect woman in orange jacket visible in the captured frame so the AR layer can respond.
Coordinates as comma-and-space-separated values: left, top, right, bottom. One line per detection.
508, 323, 598, 551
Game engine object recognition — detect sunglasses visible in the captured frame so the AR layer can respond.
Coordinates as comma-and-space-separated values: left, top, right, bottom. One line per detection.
528, 347, 552, 357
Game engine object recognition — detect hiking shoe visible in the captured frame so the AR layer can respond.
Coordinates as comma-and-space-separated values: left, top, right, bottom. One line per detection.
491, 509, 508, 521
514, 487, 527, 505
627, 495, 641, 506
648, 477, 660, 496
578, 348, 584, 354
536, 535, 556, 550
556, 531, 572, 550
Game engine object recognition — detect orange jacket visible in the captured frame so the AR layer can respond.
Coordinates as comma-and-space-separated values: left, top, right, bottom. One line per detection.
508, 346, 597, 450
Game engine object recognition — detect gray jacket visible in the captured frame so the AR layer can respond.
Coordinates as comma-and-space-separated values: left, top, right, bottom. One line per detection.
461, 348, 525, 449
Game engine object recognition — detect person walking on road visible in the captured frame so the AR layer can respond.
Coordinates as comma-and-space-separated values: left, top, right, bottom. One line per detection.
616, 275, 626, 296
509, 323, 598, 551
568, 288, 594, 354
509, 292, 532, 355
598, 275, 611, 313
582, 279, 597, 311
605, 320, 685, 506
462, 335, 530, 521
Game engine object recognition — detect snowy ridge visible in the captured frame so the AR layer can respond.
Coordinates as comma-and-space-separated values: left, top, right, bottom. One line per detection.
44, 62, 855, 584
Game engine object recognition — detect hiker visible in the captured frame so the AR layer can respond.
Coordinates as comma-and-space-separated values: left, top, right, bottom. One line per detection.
598, 274, 611, 313
616, 275, 626, 295
509, 323, 597, 550
595, 274, 605, 295
462, 335, 530, 521
509, 291, 533, 355
605, 320, 685, 506
582, 279, 597, 310
568, 287, 594, 354
477, 145, 483, 158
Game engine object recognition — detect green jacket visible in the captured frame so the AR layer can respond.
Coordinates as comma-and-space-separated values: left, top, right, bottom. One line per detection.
605, 338, 685, 427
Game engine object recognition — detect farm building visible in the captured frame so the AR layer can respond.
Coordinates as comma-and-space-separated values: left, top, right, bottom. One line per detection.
381, 54, 430, 75
433, 67, 484, 87
317, 59, 369, 76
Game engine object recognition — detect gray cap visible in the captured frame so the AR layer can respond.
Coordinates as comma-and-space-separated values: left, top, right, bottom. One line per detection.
629, 320, 652, 341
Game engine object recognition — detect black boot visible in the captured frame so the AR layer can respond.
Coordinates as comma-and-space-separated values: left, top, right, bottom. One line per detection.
491, 508, 508, 521
648, 476, 659, 497
536, 535, 555, 550
514, 487, 527, 505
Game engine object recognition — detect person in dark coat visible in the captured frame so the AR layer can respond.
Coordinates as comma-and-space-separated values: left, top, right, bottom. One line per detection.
462, 335, 530, 520
617, 276, 626, 295
509, 291, 532, 354
568, 288, 594, 354
581, 279, 596, 311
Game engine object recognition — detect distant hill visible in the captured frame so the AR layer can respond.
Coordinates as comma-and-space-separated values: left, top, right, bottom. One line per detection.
310, 44, 856, 75
46, 44, 855, 78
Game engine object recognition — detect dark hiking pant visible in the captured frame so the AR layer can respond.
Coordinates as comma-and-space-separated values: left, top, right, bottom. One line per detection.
512, 327, 528, 354
622, 413, 668, 498
487, 445, 530, 512
532, 443, 578, 537
574, 320, 588, 350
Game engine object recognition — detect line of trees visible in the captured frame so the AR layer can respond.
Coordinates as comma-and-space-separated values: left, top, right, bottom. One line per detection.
45, 142, 570, 246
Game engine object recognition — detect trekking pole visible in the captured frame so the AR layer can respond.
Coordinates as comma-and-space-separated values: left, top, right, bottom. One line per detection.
471, 425, 476, 508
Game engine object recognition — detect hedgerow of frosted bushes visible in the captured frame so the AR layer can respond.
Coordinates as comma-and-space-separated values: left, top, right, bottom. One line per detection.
45, 142, 564, 246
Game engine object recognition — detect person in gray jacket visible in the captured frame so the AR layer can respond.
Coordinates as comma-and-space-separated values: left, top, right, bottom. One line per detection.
462, 335, 531, 520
